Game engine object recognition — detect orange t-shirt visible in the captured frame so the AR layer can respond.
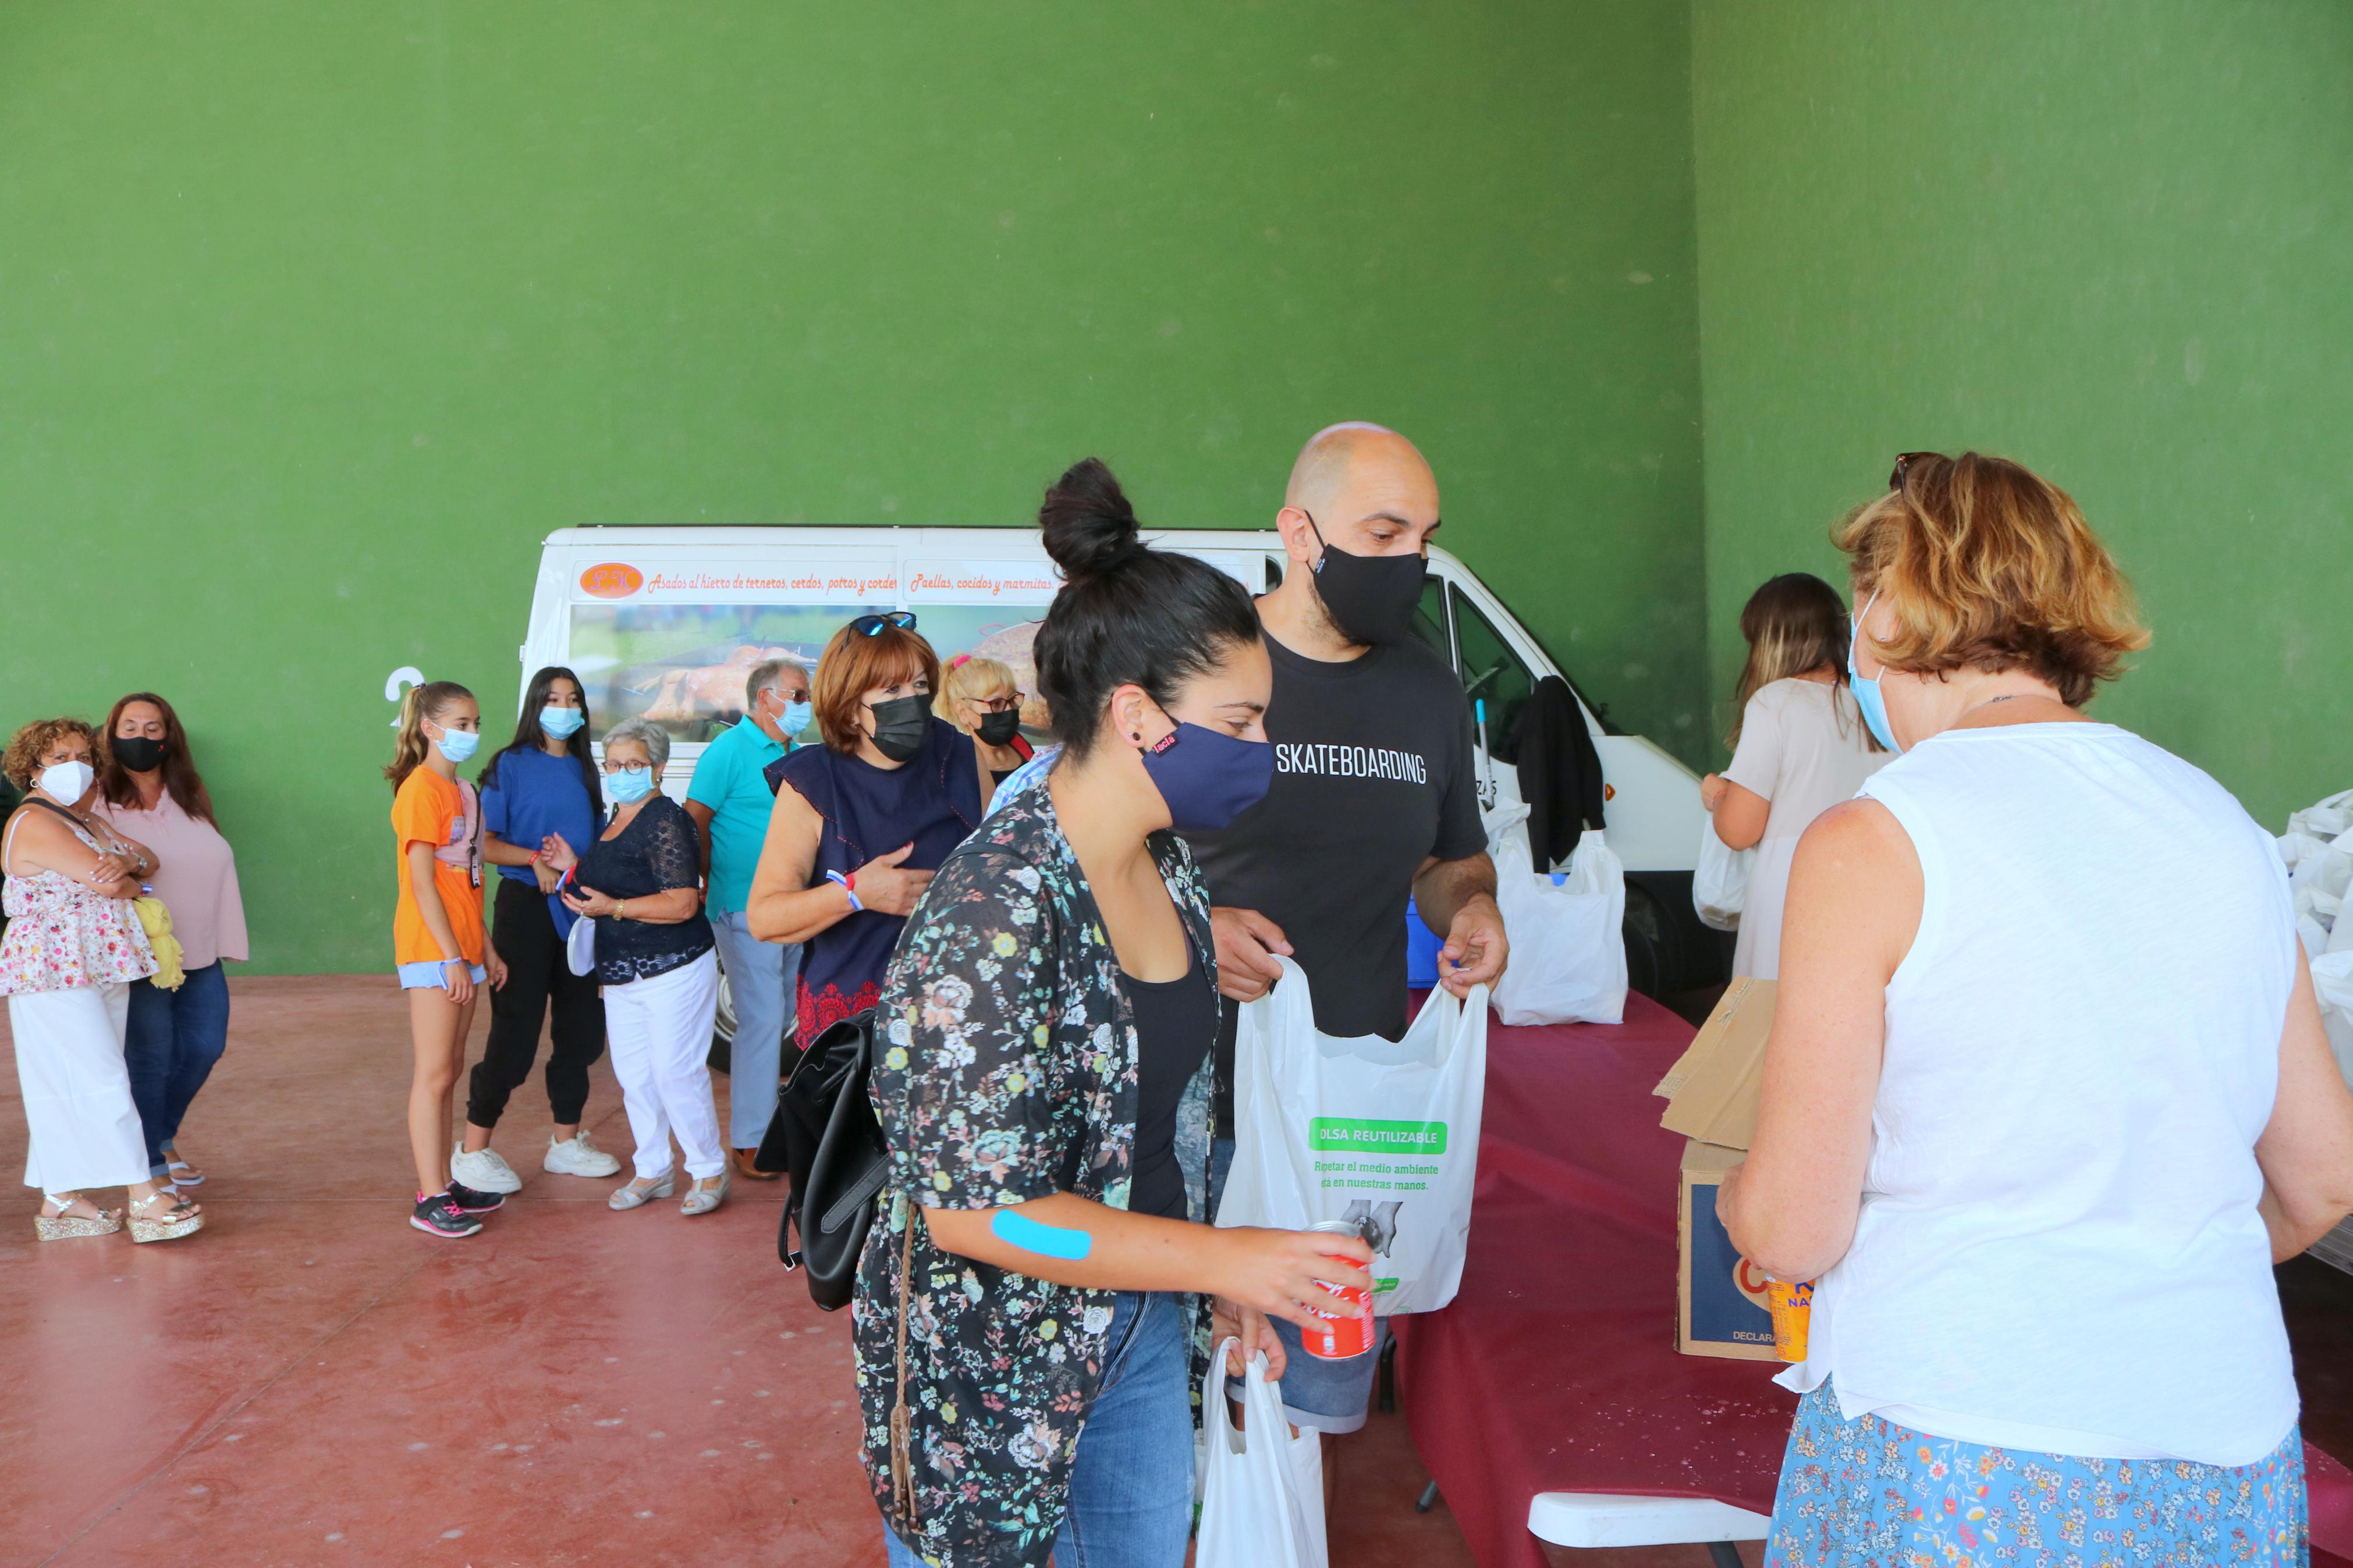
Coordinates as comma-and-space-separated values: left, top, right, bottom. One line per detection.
391, 767, 485, 966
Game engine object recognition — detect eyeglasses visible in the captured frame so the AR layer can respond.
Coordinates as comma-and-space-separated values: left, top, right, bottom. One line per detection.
974, 695, 1022, 714
849, 611, 917, 637
1888, 451, 1941, 492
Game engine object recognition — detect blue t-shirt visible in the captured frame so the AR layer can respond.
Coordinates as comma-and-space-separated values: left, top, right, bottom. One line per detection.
688, 719, 790, 913
481, 746, 599, 887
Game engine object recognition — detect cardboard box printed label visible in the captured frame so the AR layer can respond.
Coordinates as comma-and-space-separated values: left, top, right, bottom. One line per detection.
1658, 979, 1801, 1361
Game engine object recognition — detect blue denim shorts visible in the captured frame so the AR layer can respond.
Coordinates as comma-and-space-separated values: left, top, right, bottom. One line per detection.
398, 960, 487, 990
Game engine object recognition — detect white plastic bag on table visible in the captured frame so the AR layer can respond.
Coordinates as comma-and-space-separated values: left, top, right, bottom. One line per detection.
1197, 1340, 1327, 1568
1692, 816, 1752, 933
1218, 954, 1487, 1317
1482, 802, 1626, 1026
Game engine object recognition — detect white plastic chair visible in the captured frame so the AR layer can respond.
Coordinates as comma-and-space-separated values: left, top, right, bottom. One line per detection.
1526, 1491, 1772, 1566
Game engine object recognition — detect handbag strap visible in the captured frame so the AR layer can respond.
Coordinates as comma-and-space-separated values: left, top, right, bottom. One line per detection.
888, 1199, 919, 1531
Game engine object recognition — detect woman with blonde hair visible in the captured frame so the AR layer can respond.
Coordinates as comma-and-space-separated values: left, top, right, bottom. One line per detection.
2, 717, 202, 1243
934, 652, 1033, 784
1700, 573, 1884, 978
385, 681, 508, 1238
1721, 452, 2353, 1566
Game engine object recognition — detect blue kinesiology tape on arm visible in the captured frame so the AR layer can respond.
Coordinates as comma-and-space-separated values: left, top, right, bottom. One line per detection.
990, 1207, 1093, 1261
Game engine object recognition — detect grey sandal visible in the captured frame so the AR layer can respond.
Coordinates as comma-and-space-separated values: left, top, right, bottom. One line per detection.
680, 1169, 729, 1217
608, 1171, 675, 1211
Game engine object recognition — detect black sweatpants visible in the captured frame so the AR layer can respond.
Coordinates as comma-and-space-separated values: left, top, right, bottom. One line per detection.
469, 877, 607, 1129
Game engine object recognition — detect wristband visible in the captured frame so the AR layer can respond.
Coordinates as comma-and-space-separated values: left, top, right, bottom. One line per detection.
826, 869, 864, 913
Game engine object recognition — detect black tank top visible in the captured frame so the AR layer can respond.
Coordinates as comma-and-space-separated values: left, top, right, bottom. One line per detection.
1122, 956, 1216, 1221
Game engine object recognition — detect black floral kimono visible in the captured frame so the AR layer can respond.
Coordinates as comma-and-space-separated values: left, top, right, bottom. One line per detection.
851, 783, 1216, 1568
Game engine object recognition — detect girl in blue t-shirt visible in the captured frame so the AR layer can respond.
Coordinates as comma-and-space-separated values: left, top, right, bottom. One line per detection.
453, 667, 621, 1196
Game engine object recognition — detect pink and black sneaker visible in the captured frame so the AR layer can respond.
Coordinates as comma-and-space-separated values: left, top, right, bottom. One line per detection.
411, 1191, 484, 1238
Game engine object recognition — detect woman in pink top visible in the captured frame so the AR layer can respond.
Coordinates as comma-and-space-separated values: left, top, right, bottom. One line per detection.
93, 694, 247, 1190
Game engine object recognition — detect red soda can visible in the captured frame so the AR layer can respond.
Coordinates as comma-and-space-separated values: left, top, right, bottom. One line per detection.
1304, 1219, 1376, 1360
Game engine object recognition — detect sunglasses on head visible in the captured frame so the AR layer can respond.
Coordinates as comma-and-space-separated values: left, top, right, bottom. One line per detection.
849, 611, 917, 637
1888, 451, 1942, 492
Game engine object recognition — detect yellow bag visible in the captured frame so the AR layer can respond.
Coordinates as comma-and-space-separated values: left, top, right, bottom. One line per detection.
132, 897, 185, 990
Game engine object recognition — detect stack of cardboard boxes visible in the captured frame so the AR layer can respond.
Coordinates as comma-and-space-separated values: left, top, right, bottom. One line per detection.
1656, 977, 1787, 1361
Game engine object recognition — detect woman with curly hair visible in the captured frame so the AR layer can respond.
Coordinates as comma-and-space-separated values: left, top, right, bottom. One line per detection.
2, 717, 202, 1243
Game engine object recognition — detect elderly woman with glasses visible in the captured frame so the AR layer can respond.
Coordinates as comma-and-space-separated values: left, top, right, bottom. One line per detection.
746, 613, 993, 1043
934, 652, 1034, 786
542, 718, 726, 1217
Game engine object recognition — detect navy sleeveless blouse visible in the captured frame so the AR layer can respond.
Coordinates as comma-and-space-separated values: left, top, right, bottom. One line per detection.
765, 717, 983, 1041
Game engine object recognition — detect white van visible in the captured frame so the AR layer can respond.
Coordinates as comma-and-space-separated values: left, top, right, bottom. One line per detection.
514, 527, 1724, 1012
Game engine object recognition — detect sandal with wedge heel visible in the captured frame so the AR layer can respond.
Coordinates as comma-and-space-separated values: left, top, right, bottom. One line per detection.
127, 1189, 204, 1243
36, 1192, 123, 1241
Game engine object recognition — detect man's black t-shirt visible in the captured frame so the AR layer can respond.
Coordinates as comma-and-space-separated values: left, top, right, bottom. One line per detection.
1186, 628, 1488, 1126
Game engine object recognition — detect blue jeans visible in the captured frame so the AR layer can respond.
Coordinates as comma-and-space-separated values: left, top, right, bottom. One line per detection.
708, 908, 800, 1150
123, 961, 230, 1176
884, 1290, 1194, 1568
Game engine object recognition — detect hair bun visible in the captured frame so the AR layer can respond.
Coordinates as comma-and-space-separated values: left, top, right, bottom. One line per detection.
1039, 457, 1147, 584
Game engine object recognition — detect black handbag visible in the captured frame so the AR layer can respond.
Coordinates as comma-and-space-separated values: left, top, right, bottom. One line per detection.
775, 1008, 889, 1311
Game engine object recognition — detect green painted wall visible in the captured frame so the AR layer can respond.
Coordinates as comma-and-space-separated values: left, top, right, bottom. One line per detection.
1692, 1, 2353, 828
1, 2, 1705, 973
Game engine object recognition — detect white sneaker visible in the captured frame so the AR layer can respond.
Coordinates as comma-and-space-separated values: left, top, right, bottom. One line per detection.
449, 1145, 523, 1194
544, 1132, 622, 1178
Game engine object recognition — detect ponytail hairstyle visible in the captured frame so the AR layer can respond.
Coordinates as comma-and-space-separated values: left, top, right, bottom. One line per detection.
1727, 573, 1878, 751
1032, 458, 1261, 759
482, 666, 602, 811
385, 680, 475, 793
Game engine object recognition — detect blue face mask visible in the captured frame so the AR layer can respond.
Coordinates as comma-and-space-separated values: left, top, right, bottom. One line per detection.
1846, 591, 1901, 753
1139, 713, 1275, 833
540, 705, 587, 739
430, 721, 481, 764
606, 765, 656, 803
777, 699, 813, 737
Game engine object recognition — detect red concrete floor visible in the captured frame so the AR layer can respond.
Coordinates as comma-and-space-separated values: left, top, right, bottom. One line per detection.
2, 977, 2335, 1568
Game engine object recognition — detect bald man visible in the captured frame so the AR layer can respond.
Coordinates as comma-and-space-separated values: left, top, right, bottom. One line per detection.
1188, 422, 1508, 1436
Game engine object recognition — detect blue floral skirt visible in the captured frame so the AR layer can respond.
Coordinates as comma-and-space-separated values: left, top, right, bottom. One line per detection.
1763, 1382, 2309, 1567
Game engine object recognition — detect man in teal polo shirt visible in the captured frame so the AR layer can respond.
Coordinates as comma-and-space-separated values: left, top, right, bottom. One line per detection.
684, 656, 812, 1179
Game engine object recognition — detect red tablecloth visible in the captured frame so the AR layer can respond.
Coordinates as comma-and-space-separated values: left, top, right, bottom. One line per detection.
1393, 994, 2353, 1568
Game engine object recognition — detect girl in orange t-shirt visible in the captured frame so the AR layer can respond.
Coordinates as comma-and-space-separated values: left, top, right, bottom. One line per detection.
386, 681, 506, 1237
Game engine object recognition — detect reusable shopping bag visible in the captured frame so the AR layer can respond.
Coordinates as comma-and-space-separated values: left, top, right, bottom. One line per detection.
1484, 802, 1627, 1026
1197, 1341, 1328, 1568
1692, 817, 1752, 933
1218, 955, 1487, 1316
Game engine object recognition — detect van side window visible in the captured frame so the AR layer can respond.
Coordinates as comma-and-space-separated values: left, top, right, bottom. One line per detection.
1411, 574, 1451, 665
1451, 590, 1535, 764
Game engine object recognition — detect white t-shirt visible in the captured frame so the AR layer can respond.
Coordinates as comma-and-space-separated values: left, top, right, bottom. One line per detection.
1720, 678, 1885, 979
1777, 721, 2299, 1466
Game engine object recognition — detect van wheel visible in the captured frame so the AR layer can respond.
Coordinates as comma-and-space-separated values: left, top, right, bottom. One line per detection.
707, 964, 737, 1073
1621, 872, 1733, 1012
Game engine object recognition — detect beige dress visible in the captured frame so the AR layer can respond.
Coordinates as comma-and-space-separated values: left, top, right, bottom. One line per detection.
1721, 677, 1887, 979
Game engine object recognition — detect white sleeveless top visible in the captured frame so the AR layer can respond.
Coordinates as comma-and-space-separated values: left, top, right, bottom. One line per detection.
1776, 721, 2299, 1466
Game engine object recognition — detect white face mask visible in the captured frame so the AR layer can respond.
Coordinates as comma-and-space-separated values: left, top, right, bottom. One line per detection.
38, 760, 95, 803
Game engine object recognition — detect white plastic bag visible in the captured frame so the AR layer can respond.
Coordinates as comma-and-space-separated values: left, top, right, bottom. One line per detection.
1693, 817, 1752, 933
1483, 804, 1627, 1026
565, 913, 597, 977
1197, 1341, 1327, 1568
1218, 955, 1487, 1316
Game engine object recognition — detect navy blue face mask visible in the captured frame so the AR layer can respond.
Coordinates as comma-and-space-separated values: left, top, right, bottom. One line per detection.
1139, 714, 1274, 833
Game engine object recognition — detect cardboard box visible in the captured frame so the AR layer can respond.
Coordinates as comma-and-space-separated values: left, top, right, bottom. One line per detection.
1676, 1138, 1781, 1360
1654, 976, 1775, 1151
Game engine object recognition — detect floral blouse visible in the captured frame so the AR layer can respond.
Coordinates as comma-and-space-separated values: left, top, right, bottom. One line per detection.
851, 783, 1216, 1568
1, 806, 158, 995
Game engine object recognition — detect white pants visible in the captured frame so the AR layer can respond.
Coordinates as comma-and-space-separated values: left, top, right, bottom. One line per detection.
10, 983, 145, 1192
603, 950, 725, 1181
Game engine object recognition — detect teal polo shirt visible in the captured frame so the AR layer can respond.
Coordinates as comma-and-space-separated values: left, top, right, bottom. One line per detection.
688, 719, 790, 914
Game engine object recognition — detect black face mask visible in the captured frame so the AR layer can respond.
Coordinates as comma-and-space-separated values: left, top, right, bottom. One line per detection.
867, 695, 932, 764
1305, 511, 1426, 646
975, 710, 1022, 748
114, 737, 166, 774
